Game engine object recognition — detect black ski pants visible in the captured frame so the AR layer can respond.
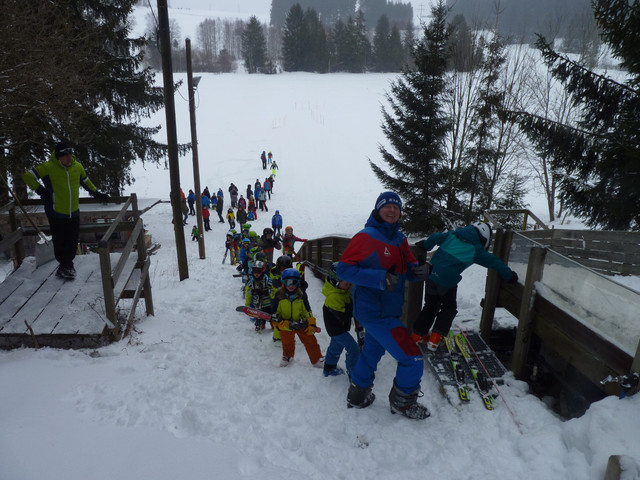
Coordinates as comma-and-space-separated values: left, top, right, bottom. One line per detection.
413, 279, 458, 336
49, 215, 80, 269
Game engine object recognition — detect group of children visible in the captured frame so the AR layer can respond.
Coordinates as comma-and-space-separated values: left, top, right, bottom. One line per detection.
238, 232, 360, 376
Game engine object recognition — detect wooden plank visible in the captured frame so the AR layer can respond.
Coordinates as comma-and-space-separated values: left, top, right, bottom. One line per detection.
1, 256, 110, 336
0, 261, 57, 330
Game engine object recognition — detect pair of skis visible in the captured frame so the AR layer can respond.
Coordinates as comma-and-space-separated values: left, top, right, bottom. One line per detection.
236, 306, 321, 333
438, 331, 494, 410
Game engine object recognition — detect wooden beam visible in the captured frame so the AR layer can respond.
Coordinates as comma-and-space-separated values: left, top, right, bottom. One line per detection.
512, 246, 547, 379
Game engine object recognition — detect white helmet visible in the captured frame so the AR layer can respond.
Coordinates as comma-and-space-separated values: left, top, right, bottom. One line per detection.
473, 222, 492, 249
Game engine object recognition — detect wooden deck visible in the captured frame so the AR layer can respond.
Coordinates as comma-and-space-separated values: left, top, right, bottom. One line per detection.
0, 256, 116, 349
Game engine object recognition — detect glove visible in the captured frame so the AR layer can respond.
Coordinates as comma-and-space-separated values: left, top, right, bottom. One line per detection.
35, 185, 51, 199
412, 262, 432, 281
507, 271, 519, 284
277, 320, 290, 330
304, 325, 318, 335
385, 271, 399, 291
93, 191, 110, 203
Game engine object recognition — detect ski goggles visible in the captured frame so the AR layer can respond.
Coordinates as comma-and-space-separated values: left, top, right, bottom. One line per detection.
283, 278, 300, 287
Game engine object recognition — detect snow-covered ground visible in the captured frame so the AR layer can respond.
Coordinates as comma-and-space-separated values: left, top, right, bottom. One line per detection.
2, 199, 640, 480
2, 5, 640, 479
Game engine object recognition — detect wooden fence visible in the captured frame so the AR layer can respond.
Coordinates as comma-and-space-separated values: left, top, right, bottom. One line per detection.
298, 229, 640, 399
97, 194, 154, 335
522, 229, 640, 276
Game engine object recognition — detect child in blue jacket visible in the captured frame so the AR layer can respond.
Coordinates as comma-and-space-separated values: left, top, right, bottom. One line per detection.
412, 222, 518, 351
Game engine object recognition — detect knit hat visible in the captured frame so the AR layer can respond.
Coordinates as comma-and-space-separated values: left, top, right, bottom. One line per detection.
374, 191, 402, 212
54, 141, 73, 158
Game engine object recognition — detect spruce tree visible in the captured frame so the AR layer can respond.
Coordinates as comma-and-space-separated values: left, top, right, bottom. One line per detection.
370, 0, 452, 234
509, 0, 640, 230
1, 0, 167, 195
241, 16, 267, 73
282, 4, 306, 71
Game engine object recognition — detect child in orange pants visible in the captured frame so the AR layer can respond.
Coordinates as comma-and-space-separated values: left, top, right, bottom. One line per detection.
273, 268, 324, 368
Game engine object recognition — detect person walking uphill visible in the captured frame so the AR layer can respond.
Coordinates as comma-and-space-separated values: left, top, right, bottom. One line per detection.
23, 141, 110, 280
411, 222, 518, 350
336, 191, 431, 420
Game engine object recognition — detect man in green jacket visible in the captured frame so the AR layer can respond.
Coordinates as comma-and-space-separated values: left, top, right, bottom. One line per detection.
23, 142, 109, 279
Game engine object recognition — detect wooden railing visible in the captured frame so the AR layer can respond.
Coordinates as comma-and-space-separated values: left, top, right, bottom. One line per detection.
480, 229, 640, 398
484, 208, 549, 231
97, 193, 154, 336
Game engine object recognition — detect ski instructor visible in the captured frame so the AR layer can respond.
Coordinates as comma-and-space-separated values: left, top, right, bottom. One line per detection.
336, 191, 431, 420
23, 141, 110, 280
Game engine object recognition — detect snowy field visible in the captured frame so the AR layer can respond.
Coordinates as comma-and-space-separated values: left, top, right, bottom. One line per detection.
2, 4, 640, 480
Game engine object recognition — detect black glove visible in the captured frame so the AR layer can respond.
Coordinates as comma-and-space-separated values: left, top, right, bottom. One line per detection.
412, 262, 432, 281
35, 185, 51, 199
507, 271, 518, 284
385, 271, 399, 291
93, 191, 110, 203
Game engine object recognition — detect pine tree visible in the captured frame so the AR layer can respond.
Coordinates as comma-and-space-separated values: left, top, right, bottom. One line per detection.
241, 16, 267, 73
1, 0, 167, 195
509, 0, 640, 230
370, 0, 452, 234
282, 4, 306, 71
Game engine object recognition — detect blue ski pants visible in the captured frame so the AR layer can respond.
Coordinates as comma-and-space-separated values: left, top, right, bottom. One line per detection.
350, 316, 424, 395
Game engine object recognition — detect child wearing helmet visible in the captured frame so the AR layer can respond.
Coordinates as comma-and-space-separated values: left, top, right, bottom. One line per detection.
412, 222, 518, 351
226, 208, 236, 229
321, 262, 360, 377
239, 238, 252, 279
245, 260, 273, 332
271, 210, 283, 237
273, 268, 324, 368
281, 226, 307, 261
259, 227, 281, 263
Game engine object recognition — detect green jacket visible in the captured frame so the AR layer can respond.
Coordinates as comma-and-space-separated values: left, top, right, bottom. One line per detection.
23, 152, 98, 218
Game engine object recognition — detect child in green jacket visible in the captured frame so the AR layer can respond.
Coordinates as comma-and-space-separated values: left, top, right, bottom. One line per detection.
321, 263, 360, 377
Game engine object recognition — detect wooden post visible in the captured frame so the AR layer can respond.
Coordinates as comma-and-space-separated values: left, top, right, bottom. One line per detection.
604, 455, 622, 480
8, 203, 24, 268
131, 194, 154, 317
511, 246, 547, 379
98, 245, 116, 326
157, 0, 188, 280
186, 38, 206, 260
479, 229, 513, 340
403, 246, 426, 330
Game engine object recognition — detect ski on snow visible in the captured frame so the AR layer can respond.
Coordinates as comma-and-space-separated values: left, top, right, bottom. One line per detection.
454, 332, 494, 410
443, 332, 471, 403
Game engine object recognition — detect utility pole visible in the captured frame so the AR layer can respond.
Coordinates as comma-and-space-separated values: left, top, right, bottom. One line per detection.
185, 38, 205, 259
157, 0, 189, 280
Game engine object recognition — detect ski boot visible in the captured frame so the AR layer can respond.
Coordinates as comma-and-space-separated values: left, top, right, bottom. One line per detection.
347, 381, 375, 409
388, 379, 430, 420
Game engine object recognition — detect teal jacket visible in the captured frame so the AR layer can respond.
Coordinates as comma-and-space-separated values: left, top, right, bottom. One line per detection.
421, 225, 514, 288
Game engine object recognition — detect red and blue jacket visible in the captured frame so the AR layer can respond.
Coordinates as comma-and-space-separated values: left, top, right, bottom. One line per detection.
337, 212, 418, 322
